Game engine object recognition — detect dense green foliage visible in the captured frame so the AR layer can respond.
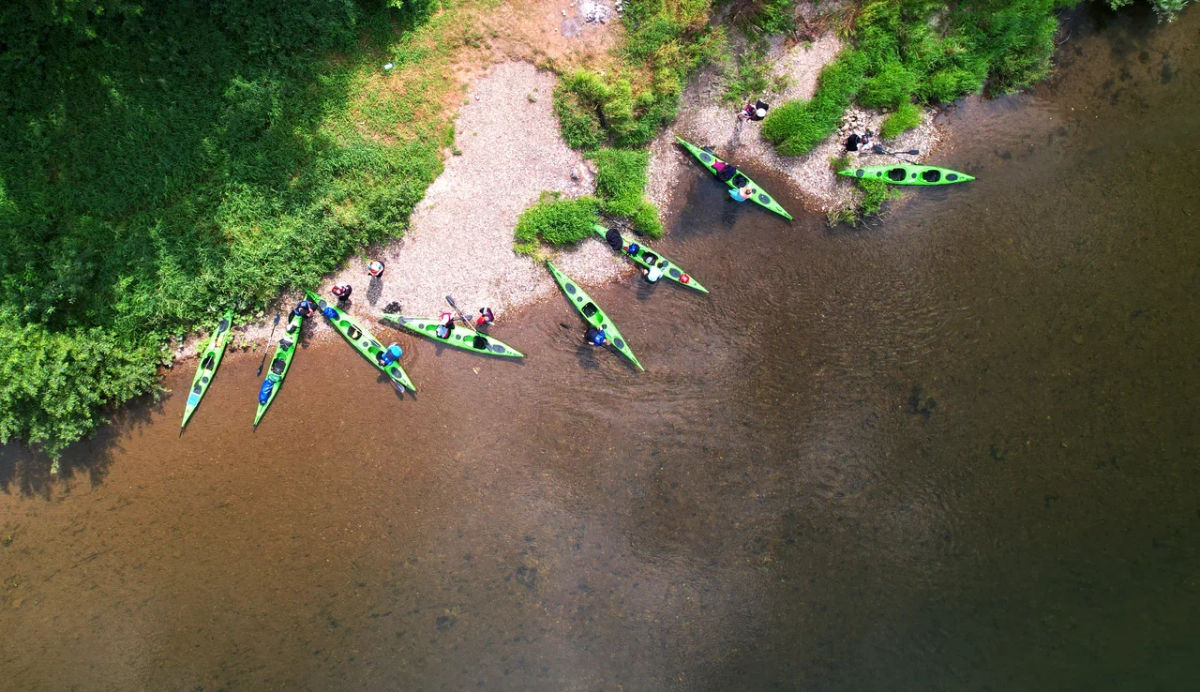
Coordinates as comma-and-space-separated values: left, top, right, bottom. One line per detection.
762, 50, 867, 155
0, 319, 160, 457
0, 0, 444, 457
512, 194, 601, 255
764, 0, 1188, 155
553, 0, 723, 148
589, 149, 663, 238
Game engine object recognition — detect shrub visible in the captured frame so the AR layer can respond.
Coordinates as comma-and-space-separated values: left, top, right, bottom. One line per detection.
880, 102, 924, 138
762, 99, 809, 144
588, 148, 663, 238
858, 61, 919, 110
513, 193, 600, 254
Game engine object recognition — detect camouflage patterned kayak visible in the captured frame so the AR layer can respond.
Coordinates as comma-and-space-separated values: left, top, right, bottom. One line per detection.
838, 163, 974, 186
253, 312, 304, 428
546, 260, 643, 371
675, 135, 793, 220
306, 290, 416, 392
592, 224, 708, 294
380, 315, 524, 358
180, 309, 234, 433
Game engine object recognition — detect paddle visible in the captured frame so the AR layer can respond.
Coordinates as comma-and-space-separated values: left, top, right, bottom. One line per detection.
256, 313, 281, 376
444, 295, 482, 335
873, 144, 920, 156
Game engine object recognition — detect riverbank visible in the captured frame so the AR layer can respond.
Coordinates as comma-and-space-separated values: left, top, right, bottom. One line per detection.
176, 5, 946, 363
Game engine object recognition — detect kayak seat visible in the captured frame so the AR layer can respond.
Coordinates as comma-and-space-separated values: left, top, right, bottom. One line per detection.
270, 357, 287, 375
201, 354, 215, 370
347, 325, 362, 340
644, 253, 659, 265
921, 169, 941, 183
472, 335, 488, 350
887, 168, 906, 182
582, 302, 599, 318
730, 174, 749, 188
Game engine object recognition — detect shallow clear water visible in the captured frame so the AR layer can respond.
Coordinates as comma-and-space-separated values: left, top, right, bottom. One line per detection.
2, 5, 1198, 690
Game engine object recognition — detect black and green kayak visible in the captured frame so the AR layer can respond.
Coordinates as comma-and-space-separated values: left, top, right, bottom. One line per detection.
675, 135, 793, 220
838, 164, 974, 186
546, 261, 643, 371
181, 309, 234, 432
306, 290, 416, 392
592, 224, 708, 294
253, 312, 304, 427
380, 315, 524, 358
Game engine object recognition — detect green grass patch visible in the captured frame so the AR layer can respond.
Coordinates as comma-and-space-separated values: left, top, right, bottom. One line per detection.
827, 177, 902, 227
513, 193, 601, 255
881, 102, 924, 138
589, 148, 663, 238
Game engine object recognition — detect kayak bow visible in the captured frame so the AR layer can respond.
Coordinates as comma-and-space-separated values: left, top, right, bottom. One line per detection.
546, 261, 643, 371
592, 224, 708, 294
306, 290, 416, 392
181, 309, 234, 432
381, 315, 524, 358
253, 312, 304, 427
837, 163, 974, 186
675, 135, 793, 220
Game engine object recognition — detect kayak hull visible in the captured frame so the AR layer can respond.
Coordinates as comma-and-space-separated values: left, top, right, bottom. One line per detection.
546, 261, 643, 371
592, 224, 709, 294
181, 310, 234, 431
675, 136, 793, 220
253, 312, 304, 427
381, 315, 524, 358
306, 290, 417, 392
837, 164, 974, 186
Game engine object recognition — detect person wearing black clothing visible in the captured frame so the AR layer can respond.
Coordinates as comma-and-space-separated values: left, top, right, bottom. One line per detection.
604, 226, 624, 252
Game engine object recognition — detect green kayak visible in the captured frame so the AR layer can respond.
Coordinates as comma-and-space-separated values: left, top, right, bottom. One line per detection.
306, 290, 416, 392
838, 164, 974, 186
381, 315, 524, 358
546, 261, 643, 371
592, 224, 709, 294
253, 312, 304, 427
675, 135, 793, 220
181, 309, 234, 432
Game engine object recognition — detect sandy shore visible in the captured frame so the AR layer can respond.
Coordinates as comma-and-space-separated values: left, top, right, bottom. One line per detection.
177, 8, 944, 360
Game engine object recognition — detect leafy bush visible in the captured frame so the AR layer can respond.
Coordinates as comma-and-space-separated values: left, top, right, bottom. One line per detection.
859, 62, 919, 110
513, 194, 600, 254
766, 50, 867, 155
881, 102, 924, 138
590, 148, 645, 214
553, 0, 724, 148
0, 321, 160, 459
589, 148, 663, 238
762, 0, 1190, 157
0, 0, 452, 457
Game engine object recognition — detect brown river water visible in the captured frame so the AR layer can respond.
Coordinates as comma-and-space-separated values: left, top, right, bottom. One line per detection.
3, 6, 1198, 690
